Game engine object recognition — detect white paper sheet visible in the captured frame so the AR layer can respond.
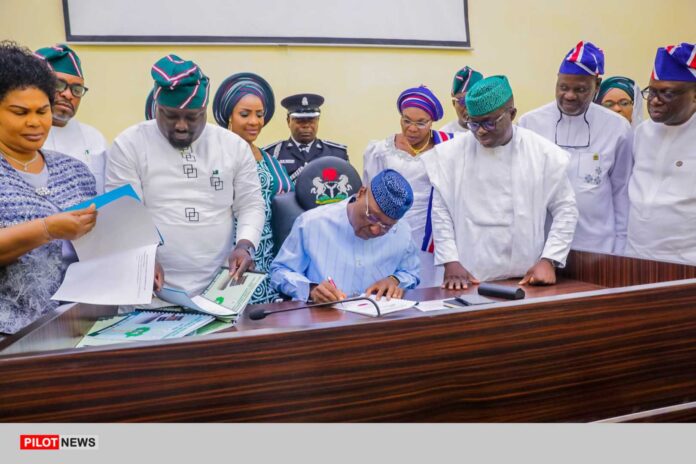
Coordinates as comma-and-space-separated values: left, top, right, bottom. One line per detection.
335, 296, 417, 317
53, 244, 158, 305
415, 300, 449, 312
52, 185, 161, 305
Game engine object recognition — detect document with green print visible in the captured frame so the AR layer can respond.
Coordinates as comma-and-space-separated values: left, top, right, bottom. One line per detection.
157, 269, 266, 319
86, 311, 214, 342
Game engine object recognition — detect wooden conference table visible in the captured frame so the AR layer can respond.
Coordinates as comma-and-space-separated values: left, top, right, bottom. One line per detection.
2, 250, 696, 422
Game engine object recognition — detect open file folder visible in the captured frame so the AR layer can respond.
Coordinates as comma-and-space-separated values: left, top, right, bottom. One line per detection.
52, 184, 162, 306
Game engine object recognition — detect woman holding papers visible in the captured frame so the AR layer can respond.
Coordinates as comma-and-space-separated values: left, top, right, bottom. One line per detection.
0, 42, 97, 335
213, 73, 294, 304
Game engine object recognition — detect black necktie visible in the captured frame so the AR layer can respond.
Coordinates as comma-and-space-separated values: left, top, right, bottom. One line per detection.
298, 143, 309, 153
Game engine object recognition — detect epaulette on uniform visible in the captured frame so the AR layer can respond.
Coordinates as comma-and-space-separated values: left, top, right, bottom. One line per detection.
323, 140, 347, 151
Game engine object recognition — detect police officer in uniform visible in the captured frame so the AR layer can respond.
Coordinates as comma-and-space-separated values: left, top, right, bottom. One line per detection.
264, 93, 349, 181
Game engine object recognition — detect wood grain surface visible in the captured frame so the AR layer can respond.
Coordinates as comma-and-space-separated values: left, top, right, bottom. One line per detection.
3, 271, 696, 421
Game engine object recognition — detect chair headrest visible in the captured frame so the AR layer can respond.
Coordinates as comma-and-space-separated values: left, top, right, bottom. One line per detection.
295, 157, 362, 211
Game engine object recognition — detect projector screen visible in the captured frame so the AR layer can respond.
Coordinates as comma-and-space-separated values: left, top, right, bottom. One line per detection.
63, 0, 471, 48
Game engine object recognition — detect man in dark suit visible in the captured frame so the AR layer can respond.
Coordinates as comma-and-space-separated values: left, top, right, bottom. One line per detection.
264, 93, 349, 181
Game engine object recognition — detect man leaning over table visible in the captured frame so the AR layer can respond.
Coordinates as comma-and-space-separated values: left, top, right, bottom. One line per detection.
106, 54, 264, 295
270, 169, 420, 303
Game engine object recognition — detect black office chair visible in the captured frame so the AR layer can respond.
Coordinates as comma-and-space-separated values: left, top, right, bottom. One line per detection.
271, 157, 362, 254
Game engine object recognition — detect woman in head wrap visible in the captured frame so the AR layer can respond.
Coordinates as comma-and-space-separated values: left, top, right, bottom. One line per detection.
594, 76, 644, 127
362, 85, 452, 288
0, 41, 97, 335
212, 72, 293, 304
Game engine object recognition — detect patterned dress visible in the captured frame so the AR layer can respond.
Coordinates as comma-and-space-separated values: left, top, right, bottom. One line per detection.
247, 149, 294, 303
0, 151, 96, 334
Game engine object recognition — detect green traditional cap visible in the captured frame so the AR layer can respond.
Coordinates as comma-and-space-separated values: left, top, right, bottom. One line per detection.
451, 66, 483, 95
151, 54, 210, 109
34, 44, 83, 77
465, 75, 513, 117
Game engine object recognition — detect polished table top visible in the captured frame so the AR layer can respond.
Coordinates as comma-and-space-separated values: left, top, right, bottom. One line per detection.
233, 277, 604, 332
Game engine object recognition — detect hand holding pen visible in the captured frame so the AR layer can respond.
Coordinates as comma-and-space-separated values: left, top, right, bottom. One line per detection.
309, 276, 347, 304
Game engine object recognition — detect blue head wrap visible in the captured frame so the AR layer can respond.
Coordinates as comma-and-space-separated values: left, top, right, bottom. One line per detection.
370, 169, 414, 220
397, 85, 444, 121
213, 72, 275, 127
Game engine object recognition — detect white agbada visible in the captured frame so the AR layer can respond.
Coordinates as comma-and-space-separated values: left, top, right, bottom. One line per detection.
363, 136, 445, 287
106, 120, 265, 294
519, 102, 633, 253
421, 126, 578, 282
439, 119, 467, 133
626, 112, 696, 265
43, 118, 108, 193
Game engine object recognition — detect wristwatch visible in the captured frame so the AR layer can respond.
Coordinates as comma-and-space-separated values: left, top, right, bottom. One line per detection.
388, 275, 401, 285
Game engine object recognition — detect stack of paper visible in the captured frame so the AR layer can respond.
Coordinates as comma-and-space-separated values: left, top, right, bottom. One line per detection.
83, 311, 213, 343
52, 184, 161, 306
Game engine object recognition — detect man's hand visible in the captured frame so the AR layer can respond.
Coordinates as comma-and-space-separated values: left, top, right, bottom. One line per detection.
365, 276, 403, 301
310, 280, 347, 304
519, 259, 556, 286
153, 261, 164, 292
228, 239, 256, 283
44, 204, 97, 240
442, 261, 480, 290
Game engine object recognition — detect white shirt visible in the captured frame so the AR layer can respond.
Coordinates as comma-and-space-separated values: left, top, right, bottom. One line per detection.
519, 102, 633, 254
421, 127, 578, 282
439, 119, 468, 133
626, 112, 696, 265
43, 118, 108, 193
106, 120, 265, 294
362, 135, 444, 288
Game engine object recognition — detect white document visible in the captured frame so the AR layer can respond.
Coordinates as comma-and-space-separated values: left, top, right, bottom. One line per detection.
156, 270, 266, 319
52, 185, 161, 305
415, 300, 449, 312
335, 295, 417, 317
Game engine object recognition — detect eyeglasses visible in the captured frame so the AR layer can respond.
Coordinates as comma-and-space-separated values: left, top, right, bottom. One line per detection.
641, 86, 685, 103
451, 96, 467, 106
463, 110, 508, 132
55, 79, 88, 98
365, 194, 393, 231
554, 110, 591, 149
601, 99, 633, 108
401, 117, 432, 130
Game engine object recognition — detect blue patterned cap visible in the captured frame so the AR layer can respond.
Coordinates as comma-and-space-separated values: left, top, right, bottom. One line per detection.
370, 169, 414, 220
559, 41, 604, 76
652, 43, 696, 82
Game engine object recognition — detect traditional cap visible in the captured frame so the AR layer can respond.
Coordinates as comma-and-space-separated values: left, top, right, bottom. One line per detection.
145, 88, 156, 120
281, 93, 323, 118
452, 66, 484, 95
370, 169, 414, 221
151, 54, 210, 109
213, 72, 275, 127
595, 76, 636, 103
397, 86, 444, 121
34, 44, 83, 78
652, 43, 696, 82
559, 41, 604, 76
465, 75, 513, 117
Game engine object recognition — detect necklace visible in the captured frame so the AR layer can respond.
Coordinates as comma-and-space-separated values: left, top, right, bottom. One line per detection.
406, 132, 432, 155
0, 149, 40, 171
